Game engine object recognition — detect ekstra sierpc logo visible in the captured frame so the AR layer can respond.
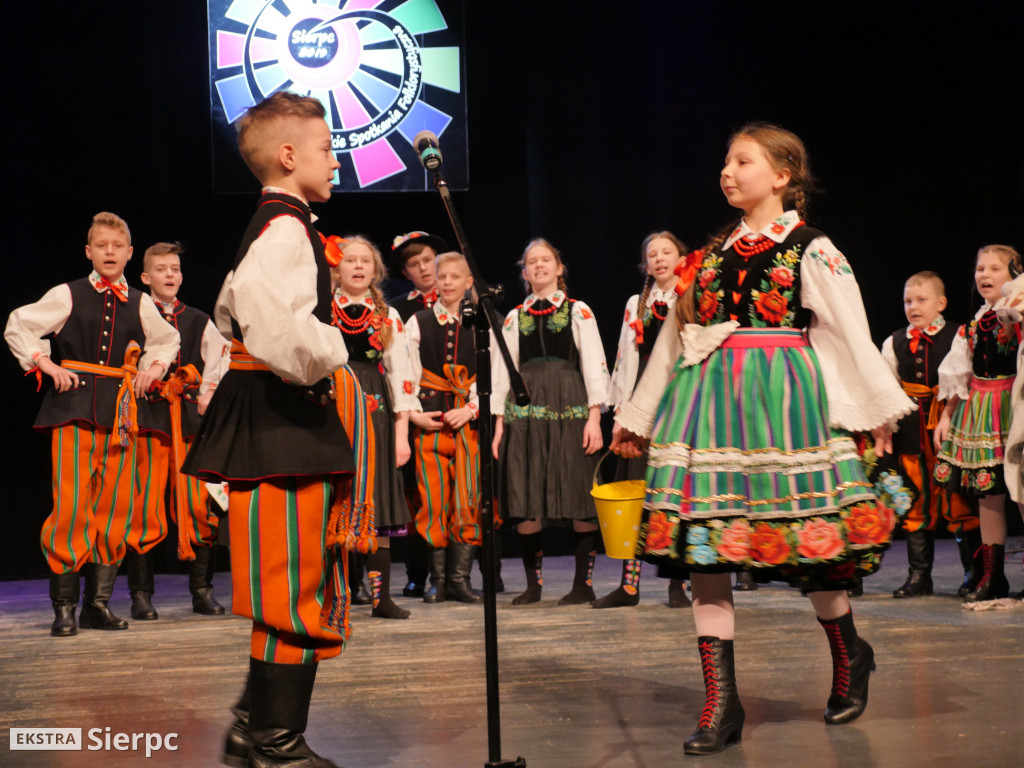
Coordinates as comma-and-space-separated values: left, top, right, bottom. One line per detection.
10, 727, 178, 757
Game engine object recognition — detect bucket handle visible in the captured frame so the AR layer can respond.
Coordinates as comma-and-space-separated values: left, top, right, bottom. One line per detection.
593, 450, 615, 488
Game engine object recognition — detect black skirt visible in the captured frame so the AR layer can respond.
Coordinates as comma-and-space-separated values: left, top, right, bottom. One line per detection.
500, 359, 598, 524
182, 369, 353, 483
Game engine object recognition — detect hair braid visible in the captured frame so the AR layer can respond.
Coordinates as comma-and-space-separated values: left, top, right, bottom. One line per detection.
675, 223, 735, 328
368, 283, 394, 350
637, 274, 655, 325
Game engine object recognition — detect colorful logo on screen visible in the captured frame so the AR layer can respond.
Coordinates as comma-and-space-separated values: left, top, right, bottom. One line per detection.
210, 0, 461, 189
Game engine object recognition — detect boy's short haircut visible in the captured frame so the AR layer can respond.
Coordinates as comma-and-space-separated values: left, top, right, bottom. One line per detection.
905, 270, 946, 298
435, 251, 469, 271
236, 91, 327, 182
143, 241, 183, 273
88, 211, 131, 245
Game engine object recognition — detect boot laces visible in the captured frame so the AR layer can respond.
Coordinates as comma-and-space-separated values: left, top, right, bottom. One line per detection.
822, 621, 851, 697
697, 639, 723, 729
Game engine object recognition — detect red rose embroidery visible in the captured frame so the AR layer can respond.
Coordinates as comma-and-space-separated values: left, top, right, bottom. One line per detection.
644, 512, 675, 552
795, 518, 844, 560
846, 502, 895, 546
402, 380, 414, 395
698, 269, 716, 288
715, 519, 751, 563
770, 222, 786, 235
750, 522, 790, 565
698, 290, 719, 322
768, 266, 795, 288
754, 288, 789, 324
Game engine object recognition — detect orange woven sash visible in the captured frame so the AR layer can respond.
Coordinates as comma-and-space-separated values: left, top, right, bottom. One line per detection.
158, 364, 202, 560
62, 341, 141, 447
900, 380, 942, 430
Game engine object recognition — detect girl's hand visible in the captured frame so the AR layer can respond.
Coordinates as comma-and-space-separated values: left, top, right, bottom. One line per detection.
197, 389, 214, 416
395, 440, 411, 467
37, 355, 79, 393
610, 422, 648, 459
582, 407, 603, 455
871, 425, 893, 457
492, 416, 504, 460
443, 406, 473, 430
410, 410, 444, 432
933, 413, 951, 453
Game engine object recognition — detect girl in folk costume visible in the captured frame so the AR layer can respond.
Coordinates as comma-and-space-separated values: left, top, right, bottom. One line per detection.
596, 231, 690, 609
612, 123, 913, 754
492, 239, 611, 605
331, 235, 416, 619
933, 245, 1024, 602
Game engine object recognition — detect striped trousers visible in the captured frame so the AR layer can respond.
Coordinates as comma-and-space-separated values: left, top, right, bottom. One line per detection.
414, 427, 482, 546
130, 433, 218, 555
229, 477, 345, 664
41, 423, 136, 574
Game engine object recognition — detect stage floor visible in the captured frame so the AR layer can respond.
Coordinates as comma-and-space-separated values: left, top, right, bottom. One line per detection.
1, 539, 1022, 768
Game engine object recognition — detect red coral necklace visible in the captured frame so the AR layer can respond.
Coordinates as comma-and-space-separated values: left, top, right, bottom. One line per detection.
333, 302, 373, 334
732, 235, 775, 259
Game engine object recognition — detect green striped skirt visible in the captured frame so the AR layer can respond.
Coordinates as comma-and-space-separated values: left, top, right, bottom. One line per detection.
639, 328, 894, 591
934, 374, 1013, 497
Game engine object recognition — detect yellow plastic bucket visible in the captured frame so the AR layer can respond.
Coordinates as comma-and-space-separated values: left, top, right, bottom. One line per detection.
591, 452, 645, 559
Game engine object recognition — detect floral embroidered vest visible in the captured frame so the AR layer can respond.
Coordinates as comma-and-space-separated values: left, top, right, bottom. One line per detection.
965, 310, 1020, 378
693, 225, 823, 328
333, 304, 389, 368
517, 298, 578, 364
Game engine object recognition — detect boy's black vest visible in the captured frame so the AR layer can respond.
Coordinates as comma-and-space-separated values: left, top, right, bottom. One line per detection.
890, 320, 958, 454
413, 307, 476, 415
34, 278, 151, 432
145, 301, 213, 439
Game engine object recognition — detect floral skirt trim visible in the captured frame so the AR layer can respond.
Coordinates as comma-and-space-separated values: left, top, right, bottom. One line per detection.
638, 334, 893, 591
934, 375, 1012, 497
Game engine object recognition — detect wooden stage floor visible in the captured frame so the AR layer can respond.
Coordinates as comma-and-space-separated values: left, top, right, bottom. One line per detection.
1, 539, 1022, 768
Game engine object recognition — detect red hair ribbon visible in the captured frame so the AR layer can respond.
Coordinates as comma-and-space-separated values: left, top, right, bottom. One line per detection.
321, 233, 350, 267
673, 249, 704, 296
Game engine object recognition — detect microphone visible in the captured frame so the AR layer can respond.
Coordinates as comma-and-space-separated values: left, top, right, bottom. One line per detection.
413, 130, 443, 171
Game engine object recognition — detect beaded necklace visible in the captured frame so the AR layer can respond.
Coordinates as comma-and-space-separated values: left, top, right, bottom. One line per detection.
525, 301, 558, 316
732, 234, 776, 259
333, 300, 373, 335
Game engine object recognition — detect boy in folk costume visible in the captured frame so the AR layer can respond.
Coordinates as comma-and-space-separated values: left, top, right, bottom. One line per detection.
4, 211, 179, 636
126, 241, 231, 621
406, 252, 488, 602
388, 230, 447, 597
881, 271, 975, 597
181, 91, 363, 768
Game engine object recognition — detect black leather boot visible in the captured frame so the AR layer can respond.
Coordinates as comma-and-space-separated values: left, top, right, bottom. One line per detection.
248, 658, 340, 768
79, 563, 129, 630
190, 545, 226, 615
423, 547, 447, 603
957, 527, 983, 597
683, 637, 744, 754
818, 610, 875, 724
668, 579, 691, 608
447, 543, 483, 603
893, 530, 934, 598
126, 548, 158, 620
512, 531, 543, 605
558, 530, 597, 605
366, 548, 410, 619
734, 570, 758, 592
965, 543, 1009, 602
403, 531, 428, 597
592, 559, 641, 609
49, 571, 80, 637
221, 674, 251, 768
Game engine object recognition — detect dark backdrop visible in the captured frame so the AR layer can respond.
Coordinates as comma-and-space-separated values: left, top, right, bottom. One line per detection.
2, 2, 1021, 579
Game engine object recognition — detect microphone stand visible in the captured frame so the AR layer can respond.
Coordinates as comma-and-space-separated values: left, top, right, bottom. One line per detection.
425, 160, 528, 768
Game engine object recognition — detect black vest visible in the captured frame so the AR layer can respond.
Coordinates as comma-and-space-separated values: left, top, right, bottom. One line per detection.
696, 224, 823, 328
890, 321, 958, 454
145, 301, 211, 438
414, 308, 477, 414
391, 292, 435, 322
34, 278, 152, 431
516, 298, 579, 364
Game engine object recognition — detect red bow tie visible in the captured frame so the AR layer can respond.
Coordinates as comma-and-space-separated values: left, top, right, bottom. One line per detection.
100, 276, 128, 303
909, 327, 932, 354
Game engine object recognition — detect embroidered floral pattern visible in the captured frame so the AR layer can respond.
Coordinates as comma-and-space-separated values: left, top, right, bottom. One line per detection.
504, 402, 590, 421
749, 246, 801, 327
693, 252, 724, 325
807, 246, 852, 277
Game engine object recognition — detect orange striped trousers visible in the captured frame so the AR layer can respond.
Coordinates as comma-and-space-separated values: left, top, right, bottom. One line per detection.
42, 423, 136, 574
414, 427, 482, 546
229, 477, 345, 664
131, 433, 218, 555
